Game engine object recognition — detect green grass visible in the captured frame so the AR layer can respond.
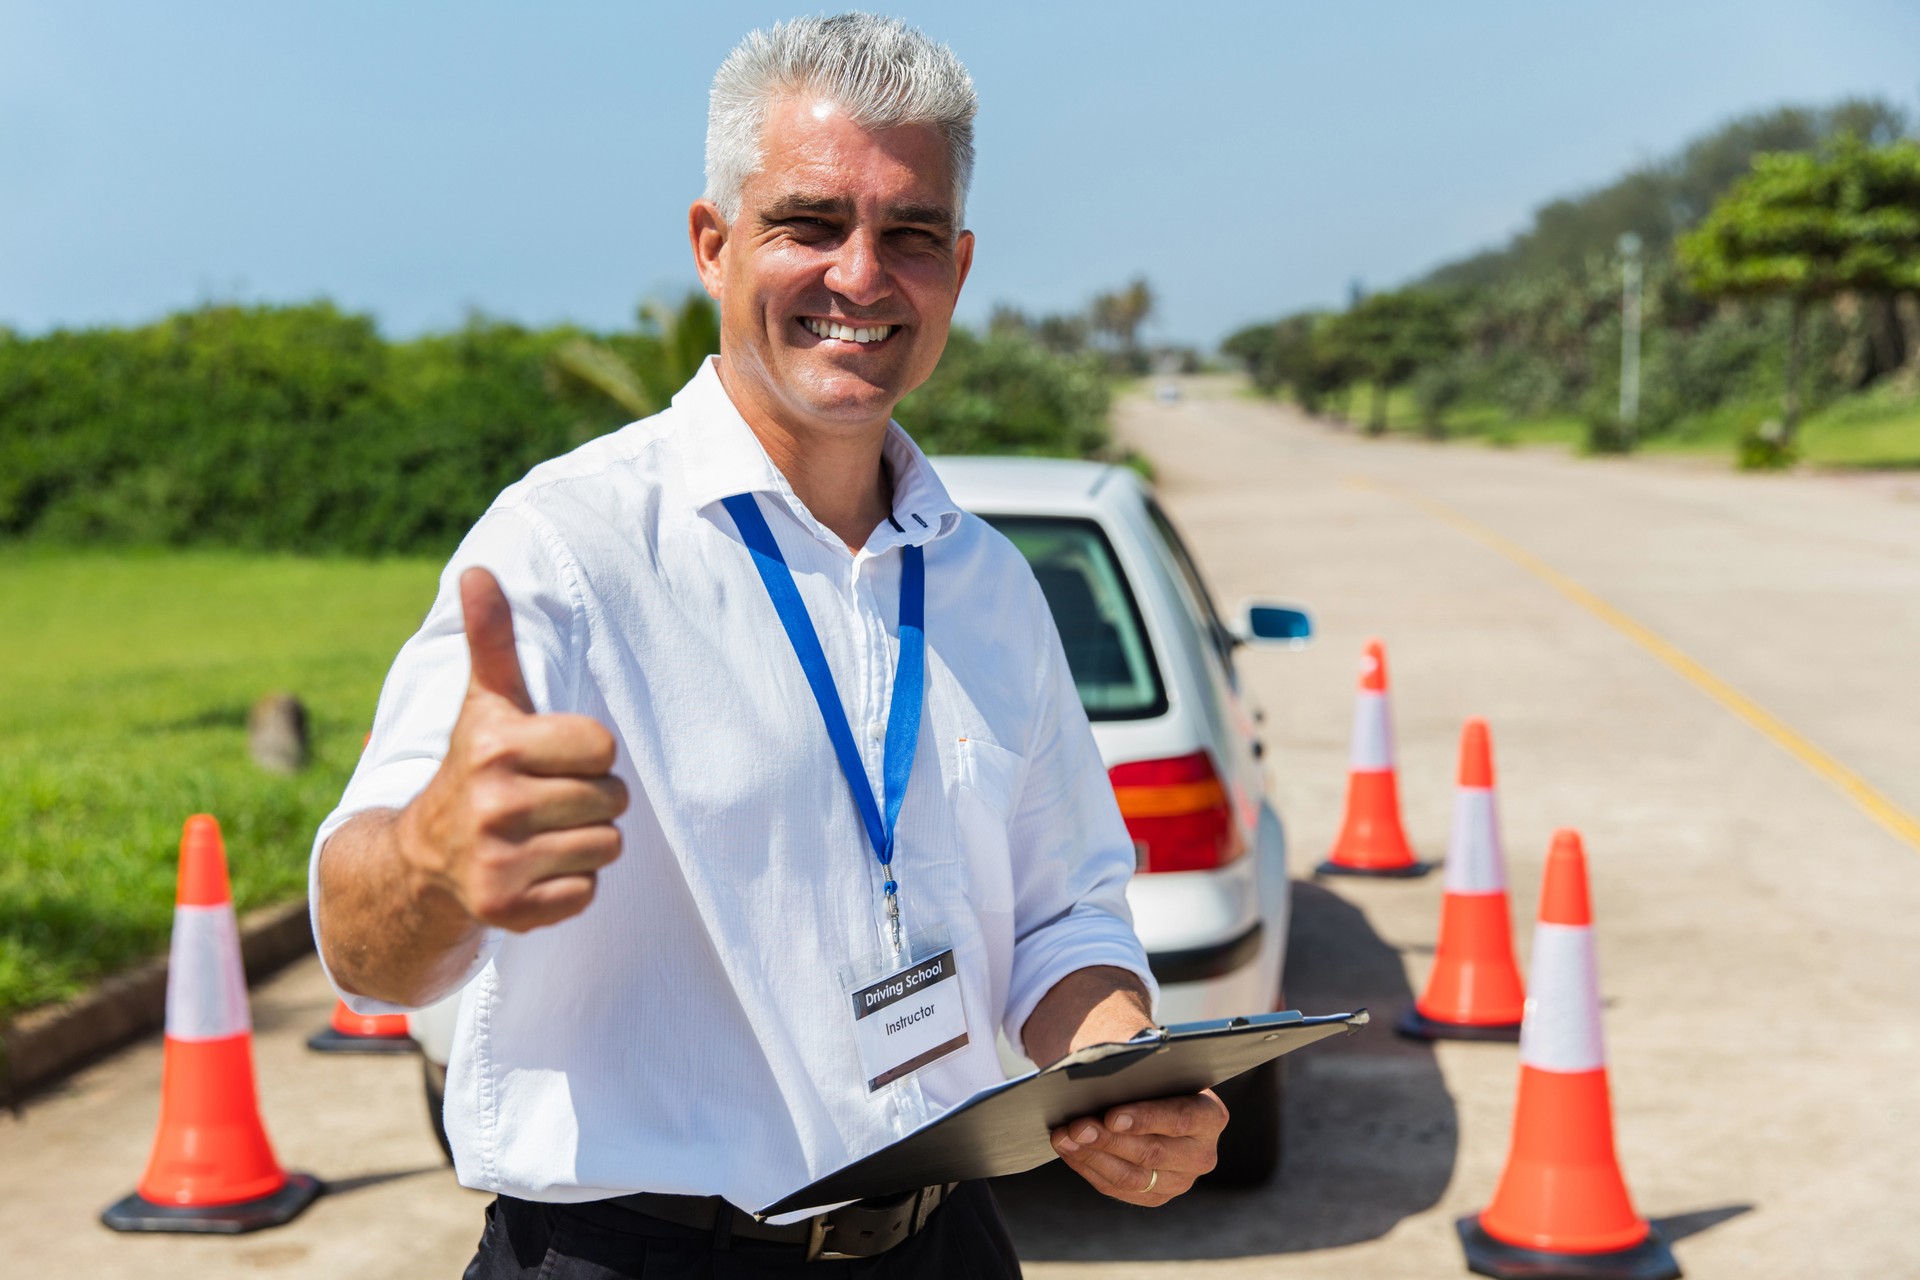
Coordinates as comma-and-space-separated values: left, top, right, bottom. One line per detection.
1314, 385, 1587, 449
1642, 381, 1920, 468
0, 548, 441, 1022
1317, 380, 1920, 468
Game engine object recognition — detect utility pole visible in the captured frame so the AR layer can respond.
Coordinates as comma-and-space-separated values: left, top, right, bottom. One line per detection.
1618, 232, 1643, 432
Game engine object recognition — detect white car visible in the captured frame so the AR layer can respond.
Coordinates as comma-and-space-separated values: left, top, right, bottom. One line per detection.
936, 457, 1309, 1183
412, 457, 1311, 1183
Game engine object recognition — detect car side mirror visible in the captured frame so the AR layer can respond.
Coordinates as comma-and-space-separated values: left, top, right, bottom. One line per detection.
1235, 601, 1313, 650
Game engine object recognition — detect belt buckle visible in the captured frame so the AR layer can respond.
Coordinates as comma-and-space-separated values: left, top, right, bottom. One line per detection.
803, 1213, 857, 1263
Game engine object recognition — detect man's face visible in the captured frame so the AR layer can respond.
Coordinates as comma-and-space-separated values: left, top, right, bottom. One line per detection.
692, 97, 975, 434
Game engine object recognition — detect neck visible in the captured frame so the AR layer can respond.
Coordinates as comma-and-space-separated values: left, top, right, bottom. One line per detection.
717, 361, 893, 553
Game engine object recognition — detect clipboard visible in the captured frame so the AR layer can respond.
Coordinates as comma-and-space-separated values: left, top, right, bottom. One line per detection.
757, 1008, 1367, 1218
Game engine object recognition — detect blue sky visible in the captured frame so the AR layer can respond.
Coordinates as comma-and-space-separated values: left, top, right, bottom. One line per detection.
4, 1, 1916, 347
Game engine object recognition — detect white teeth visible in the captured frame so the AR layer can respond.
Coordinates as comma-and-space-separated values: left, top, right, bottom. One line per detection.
803, 318, 893, 344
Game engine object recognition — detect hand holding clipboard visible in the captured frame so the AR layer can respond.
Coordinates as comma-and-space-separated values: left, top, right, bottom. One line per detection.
757, 1009, 1367, 1219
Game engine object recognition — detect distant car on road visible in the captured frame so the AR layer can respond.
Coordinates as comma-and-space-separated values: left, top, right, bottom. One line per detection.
412, 456, 1312, 1183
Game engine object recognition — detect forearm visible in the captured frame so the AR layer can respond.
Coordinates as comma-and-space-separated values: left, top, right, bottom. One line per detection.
1020, 965, 1155, 1066
316, 806, 487, 1007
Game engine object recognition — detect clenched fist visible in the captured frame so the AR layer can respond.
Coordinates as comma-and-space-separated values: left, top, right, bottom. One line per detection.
395, 567, 629, 932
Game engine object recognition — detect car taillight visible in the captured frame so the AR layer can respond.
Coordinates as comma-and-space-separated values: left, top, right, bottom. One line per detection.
1109, 751, 1244, 873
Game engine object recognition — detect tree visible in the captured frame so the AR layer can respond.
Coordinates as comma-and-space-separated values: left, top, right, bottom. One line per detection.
1269, 313, 1334, 405
897, 328, 1111, 457
1679, 135, 1920, 455
1319, 290, 1460, 433
550, 291, 720, 420
990, 303, 1092, 356
1089, 277, 1155, 370
1221, 321, 1278, 387
1426, 97, 1911, 291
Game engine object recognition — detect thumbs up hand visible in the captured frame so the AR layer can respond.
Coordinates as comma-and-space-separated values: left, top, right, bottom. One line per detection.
396, 567, 628, 933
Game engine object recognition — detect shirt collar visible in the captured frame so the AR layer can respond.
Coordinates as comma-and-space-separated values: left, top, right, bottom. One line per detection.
676, 356, 963, 552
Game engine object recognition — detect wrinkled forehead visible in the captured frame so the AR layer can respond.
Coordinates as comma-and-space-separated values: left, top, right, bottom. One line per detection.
745, 96, 957, 220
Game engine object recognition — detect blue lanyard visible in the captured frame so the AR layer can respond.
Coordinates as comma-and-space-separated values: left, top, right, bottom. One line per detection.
722, 493, 925, 950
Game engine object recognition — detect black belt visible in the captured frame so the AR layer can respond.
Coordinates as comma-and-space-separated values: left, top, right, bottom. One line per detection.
602, 1184, 958, 1262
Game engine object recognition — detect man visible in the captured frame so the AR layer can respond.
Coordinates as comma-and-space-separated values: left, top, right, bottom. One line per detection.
312, 14, 1226, 1275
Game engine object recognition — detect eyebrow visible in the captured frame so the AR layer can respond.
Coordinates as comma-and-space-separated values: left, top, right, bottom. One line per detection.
761, 195, 852, 223
886, 202, 956, 233
758, 194, 957, 235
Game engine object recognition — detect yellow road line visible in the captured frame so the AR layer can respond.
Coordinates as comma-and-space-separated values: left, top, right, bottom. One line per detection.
1352, 475, 1920, 854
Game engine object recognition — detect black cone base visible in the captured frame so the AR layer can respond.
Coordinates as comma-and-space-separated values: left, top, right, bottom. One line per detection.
1398, 1005, 1522, 1043
307, 1025, 417, 1055
1315, 859, 1434, 879
1458, 1216, 1680, 1280
102, 1172, 323, 1234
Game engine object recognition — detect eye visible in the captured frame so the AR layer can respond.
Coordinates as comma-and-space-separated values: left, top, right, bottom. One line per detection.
773, 216, 837, 240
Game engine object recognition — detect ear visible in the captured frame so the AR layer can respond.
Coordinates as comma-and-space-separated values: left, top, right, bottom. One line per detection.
952, 228, 977, 301
689, 199, 730, 301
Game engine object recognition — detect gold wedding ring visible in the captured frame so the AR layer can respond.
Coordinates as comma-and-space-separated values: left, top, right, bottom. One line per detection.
1145, 1168, 1159, 1194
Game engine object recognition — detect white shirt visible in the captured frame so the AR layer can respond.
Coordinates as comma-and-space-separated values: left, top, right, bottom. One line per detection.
311, 359, 1153, 1212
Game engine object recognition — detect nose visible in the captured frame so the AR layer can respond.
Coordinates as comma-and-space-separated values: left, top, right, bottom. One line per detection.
823, 226, 889, 308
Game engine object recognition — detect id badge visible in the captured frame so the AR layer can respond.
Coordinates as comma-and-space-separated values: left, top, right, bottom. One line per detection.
841, 925, 970, 1093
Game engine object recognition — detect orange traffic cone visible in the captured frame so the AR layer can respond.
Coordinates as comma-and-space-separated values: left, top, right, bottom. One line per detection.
1317, 639, 1430, 877
308, 727, 413, 1052
102, 816, 322, 1234
308, 999, 415, 1054
1399, 719, 1525, 1041
1457, 830, 1678, 1280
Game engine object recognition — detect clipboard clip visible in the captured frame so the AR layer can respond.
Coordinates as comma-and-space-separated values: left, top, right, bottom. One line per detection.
1052, 1026, 1172, 1080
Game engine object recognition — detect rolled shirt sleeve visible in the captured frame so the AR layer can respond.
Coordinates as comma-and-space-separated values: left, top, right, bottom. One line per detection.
999, 590, 1158, 1056
308, 501, 585, 1014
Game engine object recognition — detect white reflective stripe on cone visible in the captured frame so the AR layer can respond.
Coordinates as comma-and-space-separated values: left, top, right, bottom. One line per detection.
1348, 692, 1394, 771
1444, 788, 1506, 894
165, 903, 252, 1042
1518, 922, 1606, 1073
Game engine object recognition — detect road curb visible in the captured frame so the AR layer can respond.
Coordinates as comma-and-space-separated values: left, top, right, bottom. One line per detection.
0, 900, 314, 1107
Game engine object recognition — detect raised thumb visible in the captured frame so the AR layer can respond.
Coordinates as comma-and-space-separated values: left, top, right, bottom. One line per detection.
460, 567, 534, 714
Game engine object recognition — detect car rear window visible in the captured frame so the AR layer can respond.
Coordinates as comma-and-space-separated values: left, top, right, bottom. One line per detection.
982, 516, 1167, 721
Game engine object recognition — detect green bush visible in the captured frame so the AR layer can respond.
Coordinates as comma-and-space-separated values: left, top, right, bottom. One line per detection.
898, 327, 1112, 458
1411, 364, 1466, 438
0, 304, 627, 556
1737, 420, 1799, 469
0, 303, 1112, 559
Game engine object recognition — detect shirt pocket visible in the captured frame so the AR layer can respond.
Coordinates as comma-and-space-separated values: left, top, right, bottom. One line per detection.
954, 736, 1027, 915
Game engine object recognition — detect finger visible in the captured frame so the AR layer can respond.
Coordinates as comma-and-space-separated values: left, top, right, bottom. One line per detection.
1105, 1091, 1229, 1142
1059, 1146, 1181, 1204
507, 776, 629, 836
1057, 1117, 1213, 1176
461, 567, 535, 714
491, 871, 601, 932
520, 822, 624, 877
1076, 1128, 1213, 1176
513, 714, 619, 778
464, 832, 614, 932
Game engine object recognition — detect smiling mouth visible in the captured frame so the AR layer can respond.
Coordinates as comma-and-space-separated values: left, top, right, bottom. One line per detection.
801, 317, 899, 345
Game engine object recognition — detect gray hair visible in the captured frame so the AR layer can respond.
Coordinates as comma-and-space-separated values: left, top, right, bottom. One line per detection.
705, 13, 978, 228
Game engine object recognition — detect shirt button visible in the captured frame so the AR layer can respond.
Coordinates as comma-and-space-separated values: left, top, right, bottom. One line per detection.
867, 722, 884, 742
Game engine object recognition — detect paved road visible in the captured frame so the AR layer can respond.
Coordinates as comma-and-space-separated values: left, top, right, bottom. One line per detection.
996, 385, 1919, 1277
6, 384, 1917, 1276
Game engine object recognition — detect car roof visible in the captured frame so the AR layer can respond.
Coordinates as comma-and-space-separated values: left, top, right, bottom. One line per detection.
928, 456, 1134, 516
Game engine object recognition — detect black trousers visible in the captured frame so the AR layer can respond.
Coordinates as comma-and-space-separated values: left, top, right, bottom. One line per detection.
463, 1183, 1023, 1279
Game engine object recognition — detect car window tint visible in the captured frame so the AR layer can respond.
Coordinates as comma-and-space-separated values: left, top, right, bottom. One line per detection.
984, 516, 1168, 721
1143, 497, 1238, 682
